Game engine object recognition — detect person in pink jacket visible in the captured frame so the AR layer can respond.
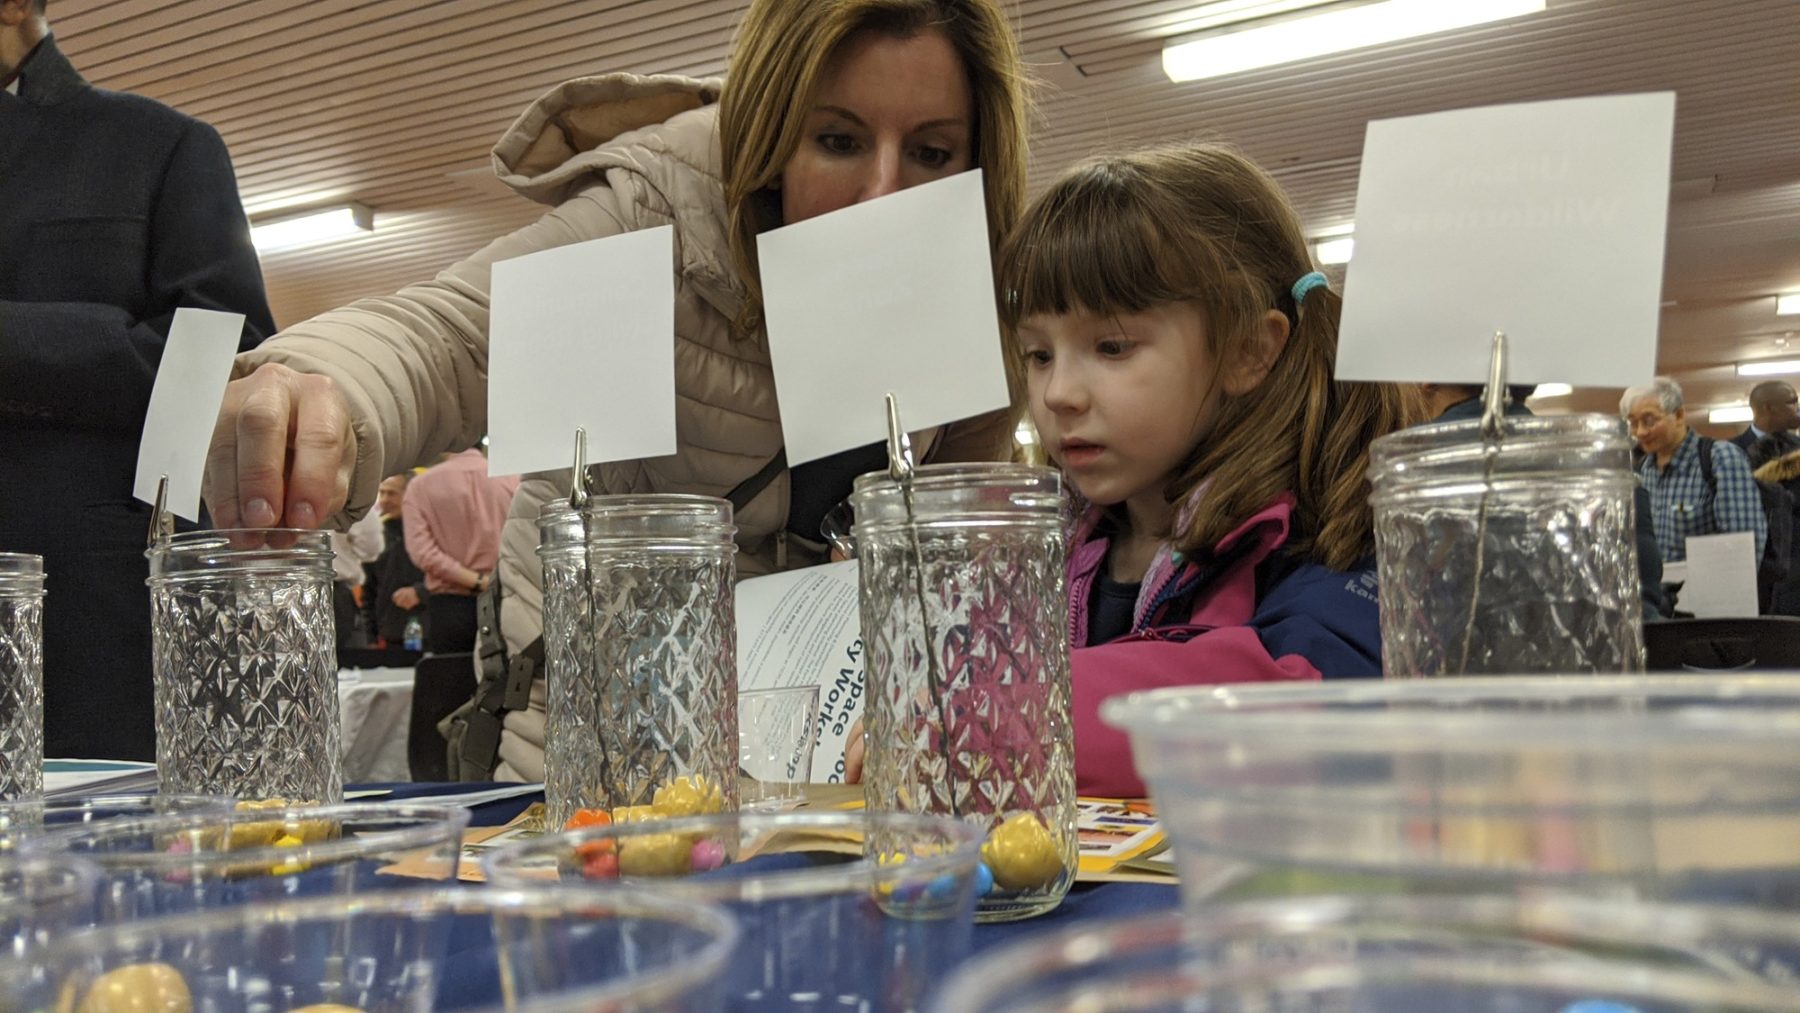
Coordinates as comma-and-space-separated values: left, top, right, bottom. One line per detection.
998, 144, 1423, 797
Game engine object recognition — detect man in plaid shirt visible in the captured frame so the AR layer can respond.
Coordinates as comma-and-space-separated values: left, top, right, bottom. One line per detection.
1623, 377, 1767, 564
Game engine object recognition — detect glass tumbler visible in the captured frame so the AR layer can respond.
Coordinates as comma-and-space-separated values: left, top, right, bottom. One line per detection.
1369, 414, 1644, 677
539, 495, 738, 829
0, 554, 45, 801
852, 463, 1075, 922
146, 530, 341, 804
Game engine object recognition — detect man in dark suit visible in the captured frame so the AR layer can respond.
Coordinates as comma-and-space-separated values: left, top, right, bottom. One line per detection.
1733, 380, 1800, 454
0, 0, 275, 759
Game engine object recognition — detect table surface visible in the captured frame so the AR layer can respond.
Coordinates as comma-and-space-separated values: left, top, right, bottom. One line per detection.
361, 780, 1178, 955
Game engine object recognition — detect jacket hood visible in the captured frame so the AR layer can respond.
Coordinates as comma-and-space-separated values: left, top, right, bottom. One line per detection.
1757, 449, 1800, 484
491, 73, 725, 203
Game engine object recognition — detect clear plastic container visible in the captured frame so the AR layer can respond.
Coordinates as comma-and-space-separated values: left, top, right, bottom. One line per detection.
1369, 414, 1644, 676
0, 794, 232, 851
28, 801, 468, 922
0, 553, 45, 801
538, 495, 738, 829
1103, 675, 1800, 908
147, 529, 342, 803
484, 810, 984, 1012
929, 895, 1800, 1012
0, 854, 97, 969
852, 463, 1075, 922
5, 884, 736, 1012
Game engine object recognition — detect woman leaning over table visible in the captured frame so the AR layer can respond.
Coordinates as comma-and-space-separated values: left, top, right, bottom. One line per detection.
201, 0, 1032, 781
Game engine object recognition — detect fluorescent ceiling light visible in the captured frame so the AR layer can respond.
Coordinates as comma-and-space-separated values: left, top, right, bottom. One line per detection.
252, 204, 373, 252
1779, 293, 1800, 316
1163, 0, 1547, 83
1314, 237, 1355, 265
1530, 383, 1572, 398
1737, 359, 1800, 377
1710, 405, 1754, 425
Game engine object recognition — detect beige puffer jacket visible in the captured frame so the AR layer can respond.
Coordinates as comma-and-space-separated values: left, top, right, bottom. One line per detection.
236, 74, 1008, 781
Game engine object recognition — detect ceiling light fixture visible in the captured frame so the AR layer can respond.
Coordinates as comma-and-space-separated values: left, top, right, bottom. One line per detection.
1737, 359, 1800, 377
1530, 383, 1573, 398
1778, 293, 1800, 316
1314, 236, 1355, 265
251, 203, 373, 253
1163, 0, 1547, 83
1709, 405, 1754, 425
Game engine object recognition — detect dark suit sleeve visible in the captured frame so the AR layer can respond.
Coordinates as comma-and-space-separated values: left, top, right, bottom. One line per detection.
0, 119, 275, 433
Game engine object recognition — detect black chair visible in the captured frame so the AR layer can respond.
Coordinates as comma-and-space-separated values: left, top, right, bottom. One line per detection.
408, 652, 476, 782
1644, 617, 1800, 672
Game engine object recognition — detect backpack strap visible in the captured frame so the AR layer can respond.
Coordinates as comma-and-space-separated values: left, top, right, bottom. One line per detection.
1696, 435, 1717, 500
458, 570, 542, 779
726, 448, 787, 514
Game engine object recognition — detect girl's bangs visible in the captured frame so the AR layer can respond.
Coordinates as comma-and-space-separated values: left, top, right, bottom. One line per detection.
1002, 166, 1204, 326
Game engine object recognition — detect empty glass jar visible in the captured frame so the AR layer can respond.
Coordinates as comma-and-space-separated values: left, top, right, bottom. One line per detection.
852, 463, 1075, 922
1369, 414, 1644, 677
146, 530, 341, 803
539, 495, 738, 829
0, 554, 45, 801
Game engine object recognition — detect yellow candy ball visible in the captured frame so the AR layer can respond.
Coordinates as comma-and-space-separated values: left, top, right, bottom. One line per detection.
982, 813, 1063, 892
75, 962, 191, 1013
618, 833, 692, 877
652, 775, 723, 818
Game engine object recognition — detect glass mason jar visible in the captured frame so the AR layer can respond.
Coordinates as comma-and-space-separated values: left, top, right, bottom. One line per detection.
0, 554, 46, 801
852, 463, 1075, 922
539, 495, 738, 830
1369, 414, 1644, 677
146, 530, 341, 803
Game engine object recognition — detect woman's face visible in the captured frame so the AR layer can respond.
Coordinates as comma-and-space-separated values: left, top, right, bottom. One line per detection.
779, 28, 975, 226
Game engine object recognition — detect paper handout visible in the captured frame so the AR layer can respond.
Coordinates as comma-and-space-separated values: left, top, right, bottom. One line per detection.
1336, 93, 1675, 388
134, 307, 245, 521
757, 170, 1011, 464
487, 227, 677, 477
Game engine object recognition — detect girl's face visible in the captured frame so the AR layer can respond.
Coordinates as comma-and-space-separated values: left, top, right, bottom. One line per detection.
1018, 303, 1218, 522
778, 28, 974, 226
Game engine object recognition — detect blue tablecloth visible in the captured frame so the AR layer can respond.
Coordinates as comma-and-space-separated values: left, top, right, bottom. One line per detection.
359, 780, 1178, 956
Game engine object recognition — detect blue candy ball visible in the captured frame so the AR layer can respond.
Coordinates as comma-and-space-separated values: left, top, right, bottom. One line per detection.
975, 862, 995, 896
1560, 1002, 1642, 1013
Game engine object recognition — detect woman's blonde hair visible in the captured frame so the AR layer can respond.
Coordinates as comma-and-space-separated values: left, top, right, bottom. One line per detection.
719, 0, 1029, 339
998, 143, 1424, 571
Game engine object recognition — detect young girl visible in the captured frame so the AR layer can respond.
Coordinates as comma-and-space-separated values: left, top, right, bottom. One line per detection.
999, 144, 1421, 797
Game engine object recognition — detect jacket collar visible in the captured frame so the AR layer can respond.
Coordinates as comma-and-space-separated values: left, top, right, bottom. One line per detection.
14, 34, 86, 107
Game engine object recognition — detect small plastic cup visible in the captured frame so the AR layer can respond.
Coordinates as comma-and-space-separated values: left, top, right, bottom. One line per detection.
929, 895, 1800, 1011
738, 685, 822, 809
484, 810, 984, 1011
0, 794, 234, 852
25, 801, 469, 922
1102, 675, 1800, 908
0, 854, 98, 969
8, 884, 736, 1011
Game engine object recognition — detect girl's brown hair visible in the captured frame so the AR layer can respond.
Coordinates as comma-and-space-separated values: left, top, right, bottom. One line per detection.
998, 143, 1424, 570
718, 0, 1030, 339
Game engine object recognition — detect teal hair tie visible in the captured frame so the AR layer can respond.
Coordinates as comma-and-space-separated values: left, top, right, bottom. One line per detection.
1291, 271, 1329, 305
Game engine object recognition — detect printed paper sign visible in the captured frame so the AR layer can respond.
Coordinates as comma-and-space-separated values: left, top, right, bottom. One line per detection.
758, 170, 1011, 464
1680, 531, 1759, 619
1337, 93, 1675, 388
735, 560, 863, 783
488, 227, 677, 477
134, 308, 245, 521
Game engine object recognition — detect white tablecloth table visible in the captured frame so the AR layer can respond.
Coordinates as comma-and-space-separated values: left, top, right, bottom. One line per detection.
338, 666, 414, 784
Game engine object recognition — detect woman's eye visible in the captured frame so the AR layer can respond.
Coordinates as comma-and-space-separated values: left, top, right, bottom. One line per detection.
915, 146, 954, 169
818, 133, 859, 154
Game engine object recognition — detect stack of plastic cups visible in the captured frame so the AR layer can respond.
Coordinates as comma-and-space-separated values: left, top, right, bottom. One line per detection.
146, 530, 342, 803
1013, 675, 1800, 1003
537, 495, 739, 830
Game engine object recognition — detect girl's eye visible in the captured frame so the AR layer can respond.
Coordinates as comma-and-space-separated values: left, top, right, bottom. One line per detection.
1096, 339, 1134, 357
1021, 349, 1052, 367
818, 133, 859, 154
914, 146, 954, 169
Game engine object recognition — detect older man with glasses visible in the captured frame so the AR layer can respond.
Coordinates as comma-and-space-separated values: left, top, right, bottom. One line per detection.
1623, 377, 1766, 566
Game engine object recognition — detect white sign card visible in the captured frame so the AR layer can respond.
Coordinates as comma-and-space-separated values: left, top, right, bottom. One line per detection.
487, 227, 677, 477
757, 170, 1011, 465
1336, 93, 1676, 388
134, 307, 245, 521
1679, 532, 1759, 619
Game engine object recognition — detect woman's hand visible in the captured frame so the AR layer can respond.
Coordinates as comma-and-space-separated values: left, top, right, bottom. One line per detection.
203, 363, 356, 530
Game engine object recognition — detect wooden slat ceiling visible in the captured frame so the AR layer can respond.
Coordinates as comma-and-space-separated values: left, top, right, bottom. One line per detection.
53, 0, 1800, 427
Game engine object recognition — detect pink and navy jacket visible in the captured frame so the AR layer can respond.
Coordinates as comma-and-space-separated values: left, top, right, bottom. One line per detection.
1071, 493, 1382, 796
